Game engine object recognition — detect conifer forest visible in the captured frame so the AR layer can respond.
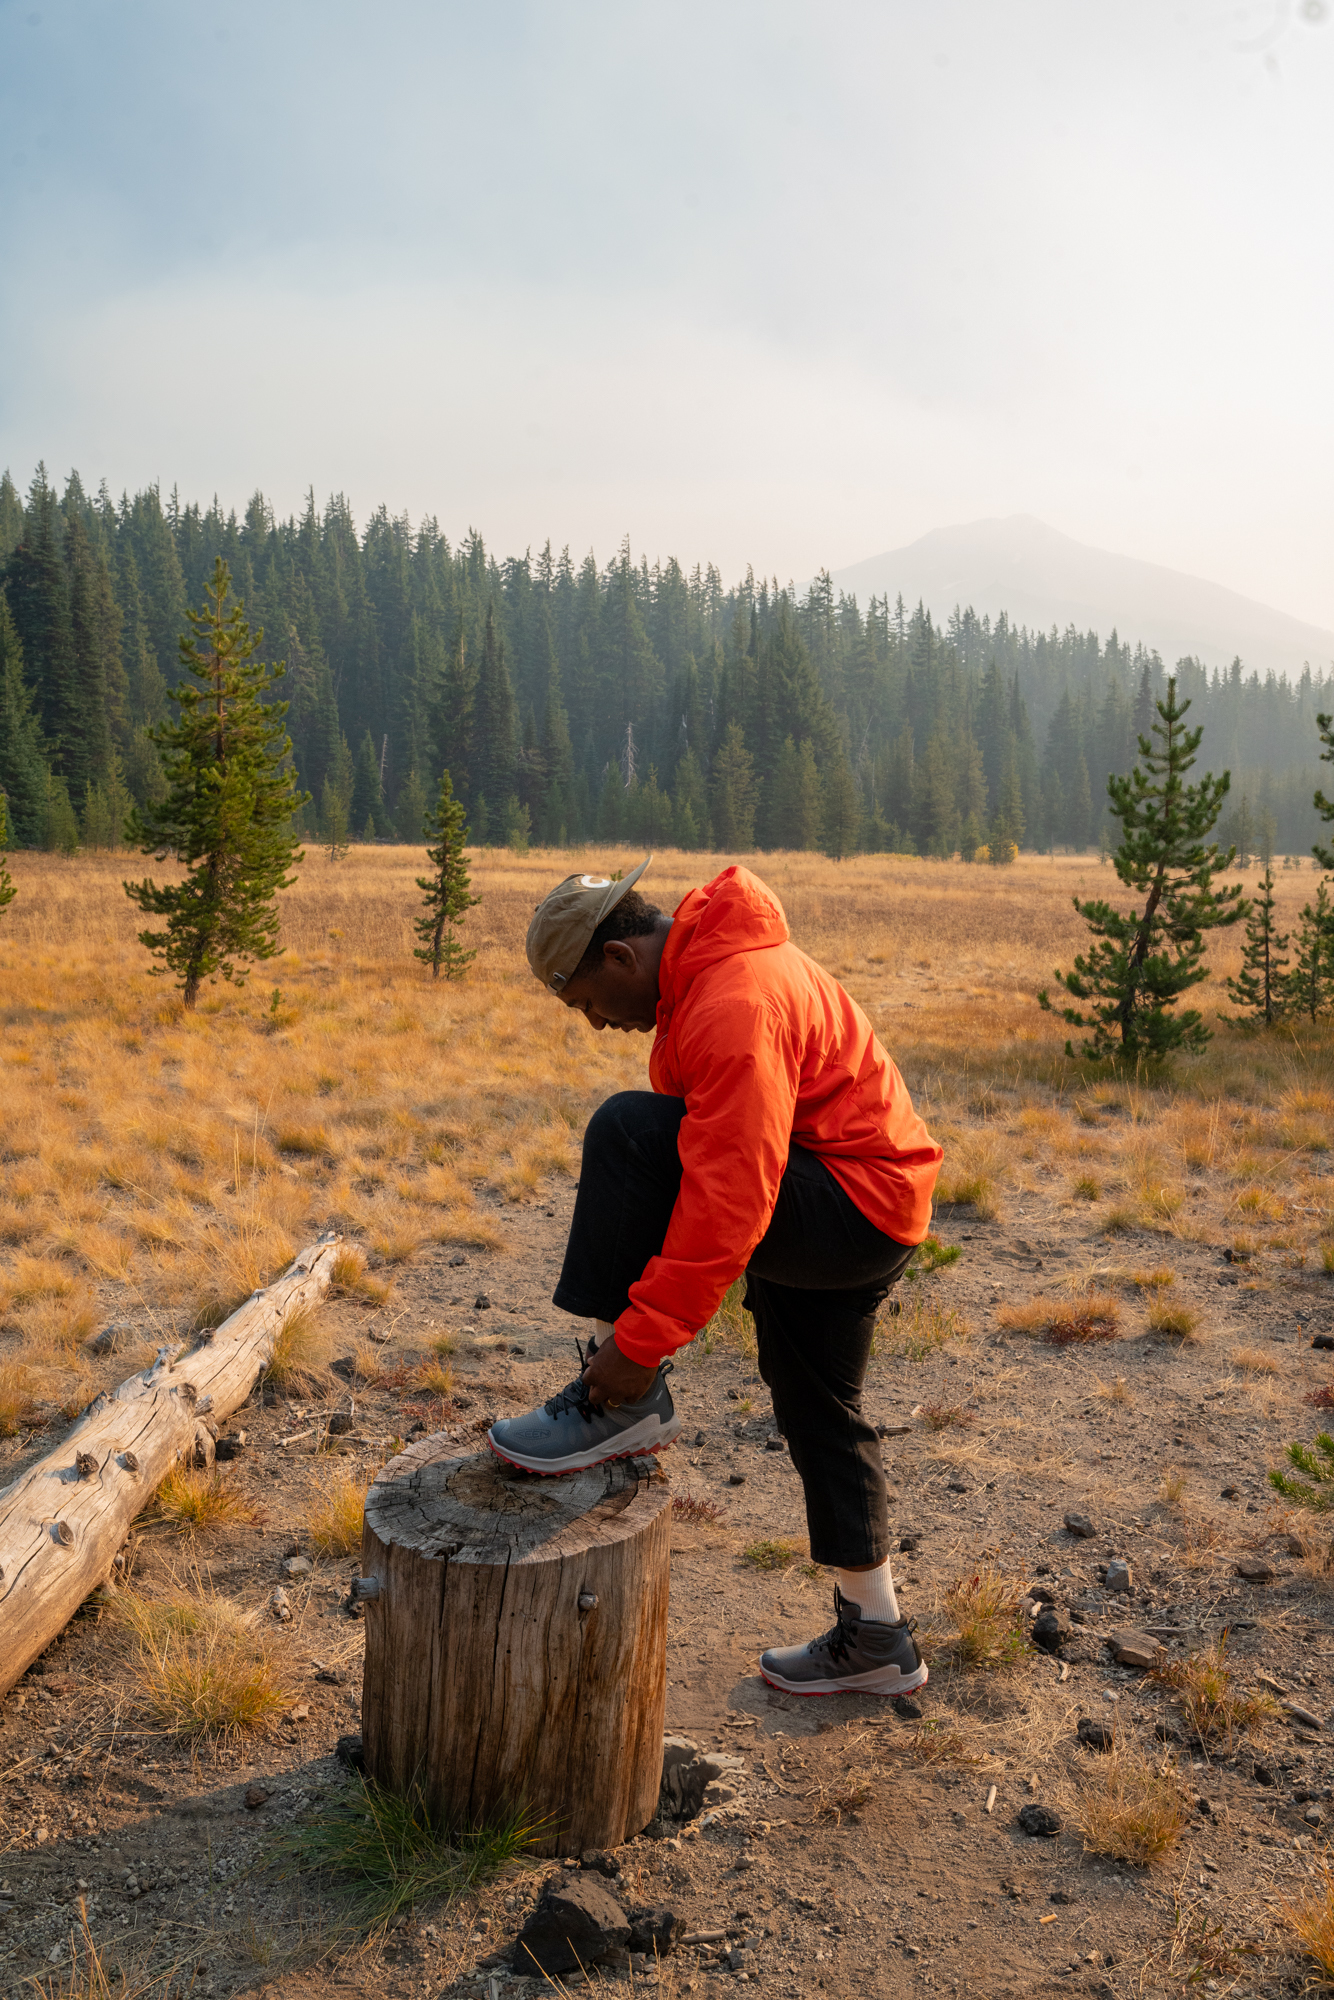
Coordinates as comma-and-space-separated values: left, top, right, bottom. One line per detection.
2, 464, 1331, 862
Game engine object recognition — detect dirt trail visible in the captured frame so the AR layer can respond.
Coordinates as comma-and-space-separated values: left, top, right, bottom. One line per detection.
1, 1155, 1331, 1999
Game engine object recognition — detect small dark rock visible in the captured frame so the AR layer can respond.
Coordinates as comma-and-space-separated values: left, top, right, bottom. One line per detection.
1220, 1486, 1240, 1500
581, 1849, 621, 1878
727, 1472, 746, 1486
1017, 1804, 1061, 1838
1223, 1246, 1253, 1265
693, 1430, 705, 1446
474, 1292, 491, 1311
327, 1412, 355, 1436
243, 1786, 270, 1811
764, 1434, 785, 1452
330, 1356, 358, 1382
1050, 1889, 1074, 1905
1252, 1762, 1276, 1785
1028, 1584, 1057, 1605
1313, 1333, 1334, 1352
88, 1323, 132, 1356
335, 1733, 365, 1772
626, 1905, 684, 1956
899, 1531, 922, 1553
1063, 1512, 1096, 1539
214, 1436, 246, 1462
1031, 1605, 1073, 1654
893, 1696, 923, 1719
1077, 1717, 1114, 1752
512, 1871, 630, 1975
448, 1252, 467, 1266
947, 1479, 969, 1494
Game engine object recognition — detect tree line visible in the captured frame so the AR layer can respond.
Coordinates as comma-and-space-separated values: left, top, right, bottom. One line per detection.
2, 463, 1333, 861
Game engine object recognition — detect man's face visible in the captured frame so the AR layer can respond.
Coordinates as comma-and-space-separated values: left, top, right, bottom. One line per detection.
557, 937, 661, 1033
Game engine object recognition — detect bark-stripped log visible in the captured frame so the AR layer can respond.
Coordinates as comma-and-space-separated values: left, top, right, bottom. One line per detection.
360, 1443, 670, 1856
0, 1231, 341, 1697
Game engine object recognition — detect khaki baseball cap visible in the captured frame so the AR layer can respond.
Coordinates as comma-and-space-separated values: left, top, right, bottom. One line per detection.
526, 856, 654, 991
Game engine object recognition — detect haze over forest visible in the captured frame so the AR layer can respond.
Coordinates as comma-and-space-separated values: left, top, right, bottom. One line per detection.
1, 465, 1330, 867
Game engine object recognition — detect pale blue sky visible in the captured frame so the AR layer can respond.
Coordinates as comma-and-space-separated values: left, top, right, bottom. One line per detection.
2, 0, 1332, 620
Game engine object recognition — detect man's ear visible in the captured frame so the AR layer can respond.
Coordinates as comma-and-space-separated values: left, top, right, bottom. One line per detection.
601, 938, 637, 972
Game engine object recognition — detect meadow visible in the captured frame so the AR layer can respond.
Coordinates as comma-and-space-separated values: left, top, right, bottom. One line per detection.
1, 841, 1332, 1427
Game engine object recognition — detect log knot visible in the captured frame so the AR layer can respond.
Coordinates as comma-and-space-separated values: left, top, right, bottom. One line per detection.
52, 1521, 74, 1548
75, 1453, 99, 1481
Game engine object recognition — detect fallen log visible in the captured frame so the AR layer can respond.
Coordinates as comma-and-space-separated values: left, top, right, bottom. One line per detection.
0, 1230, 342, 1698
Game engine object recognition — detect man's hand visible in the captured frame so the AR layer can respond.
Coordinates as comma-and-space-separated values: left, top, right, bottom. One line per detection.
582, 1334, 657, 1407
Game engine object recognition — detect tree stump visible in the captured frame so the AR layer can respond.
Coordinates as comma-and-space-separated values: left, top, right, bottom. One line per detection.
359, 1442, 670, 1857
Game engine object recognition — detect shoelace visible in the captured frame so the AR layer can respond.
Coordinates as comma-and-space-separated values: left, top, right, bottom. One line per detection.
812, 1588, 857, 1664
543, 1336, 596, 1421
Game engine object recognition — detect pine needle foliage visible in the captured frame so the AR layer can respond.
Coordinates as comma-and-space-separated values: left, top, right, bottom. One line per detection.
1270, 1431, 1334, 1510
1039, 677, 1245, 1061
123, 558, 307, 1008
0, 792, 15, 918
1219, 867, 1288, 1026
413, 769, 479, 979
1283, 880, 1334, 1021
1313, 710, 1334, 871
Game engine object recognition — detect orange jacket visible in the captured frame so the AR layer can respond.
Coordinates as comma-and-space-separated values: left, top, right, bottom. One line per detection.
614, 866, 943, 1367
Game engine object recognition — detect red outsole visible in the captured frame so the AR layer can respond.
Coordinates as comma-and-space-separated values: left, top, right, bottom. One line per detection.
486, 1434, 679, 1478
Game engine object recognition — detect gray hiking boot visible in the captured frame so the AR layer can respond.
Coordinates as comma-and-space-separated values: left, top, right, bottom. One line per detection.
488, 1342, 680, 1476
759, 1589, 928, 1697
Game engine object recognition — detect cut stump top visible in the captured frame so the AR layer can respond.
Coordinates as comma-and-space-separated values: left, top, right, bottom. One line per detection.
364, 1440, 669, 1567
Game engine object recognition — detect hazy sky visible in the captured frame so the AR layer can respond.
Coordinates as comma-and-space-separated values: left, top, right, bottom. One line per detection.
2, 0, 1332, 621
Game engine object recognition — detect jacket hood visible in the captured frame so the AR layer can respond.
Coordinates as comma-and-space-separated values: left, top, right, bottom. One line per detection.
660, 866, 790, 1005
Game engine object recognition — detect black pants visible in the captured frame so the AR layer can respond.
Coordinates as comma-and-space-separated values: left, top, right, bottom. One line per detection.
552, 1091, 913, 1567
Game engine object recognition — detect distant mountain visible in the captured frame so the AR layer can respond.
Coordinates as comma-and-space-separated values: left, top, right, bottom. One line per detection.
828, 516, 1334, 680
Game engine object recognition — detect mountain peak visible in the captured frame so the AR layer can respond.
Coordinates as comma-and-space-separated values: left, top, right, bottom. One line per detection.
828, 519, 1334, 677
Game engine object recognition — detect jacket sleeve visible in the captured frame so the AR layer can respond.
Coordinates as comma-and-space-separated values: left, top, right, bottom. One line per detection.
613, 990, 800, 1366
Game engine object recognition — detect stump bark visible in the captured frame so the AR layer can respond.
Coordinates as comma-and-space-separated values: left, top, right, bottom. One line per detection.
360, 1442, 670, 1857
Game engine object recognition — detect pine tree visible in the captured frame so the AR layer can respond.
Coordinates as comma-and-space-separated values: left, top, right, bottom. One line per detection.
1283, 882, 1334, 1021
322, 732, 354, 861
0, 792, 15, 918
44, 773, 79, 854
351, 729, 387, 838
1219, 868, 1288, 1026
821, 751, 862, 861
1039, 677, 1246, 1061
5, 467, 77, 764
0, 594, 50, 845
394, 768, 429, 844
471, 602, 516, 813
81, 755, 134, 850
123, 558, 308, 1009
1314, 711, 1334, 870
672, 747, 709, 850
413, 770, 480, 979
710, 723, 759, 850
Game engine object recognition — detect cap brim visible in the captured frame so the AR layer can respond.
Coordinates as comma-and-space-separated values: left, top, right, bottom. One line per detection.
593, 853, 653, 928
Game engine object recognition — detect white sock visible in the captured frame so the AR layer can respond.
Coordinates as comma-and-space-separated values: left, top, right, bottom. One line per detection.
838, 1561, 900, 1624
592, 1318, 615, 1350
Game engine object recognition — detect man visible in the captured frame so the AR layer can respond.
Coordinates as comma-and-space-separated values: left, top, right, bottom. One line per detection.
489, 857, 942, 1697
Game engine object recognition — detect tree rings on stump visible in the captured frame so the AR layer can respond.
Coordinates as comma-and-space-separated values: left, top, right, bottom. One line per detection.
359, 1441, 670, 1856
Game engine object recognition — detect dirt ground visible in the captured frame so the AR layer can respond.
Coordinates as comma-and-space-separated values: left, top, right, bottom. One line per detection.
2, 1145, 1333, 2000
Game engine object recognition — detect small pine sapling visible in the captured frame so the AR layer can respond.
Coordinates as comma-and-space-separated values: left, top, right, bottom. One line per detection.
1220, 866, 1288, 1026
1283, 880, 1334, 1022
1269, 1431, 1334, 1511
123, 558, 308, 1009
1039, 677, 1246, 1061
0, 792, 15, 918
414, 770, 480, 979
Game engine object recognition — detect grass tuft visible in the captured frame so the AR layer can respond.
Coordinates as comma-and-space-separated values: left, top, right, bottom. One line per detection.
276, 1775, 543, 1929
936, 1172, 997, 1219
331, 1244, 395, 1307
1280, 1863, 1334, 1985
117, 1590, 289, 1743
1071, 1174, 1101, 1201
1148, 1299, 1201, 1342
671, 1489, 724, 1525
942, 1565, 1028, 1669
153, 1464, 257, 1531
742, 1538, 799, 1571
908, 1234, 963, 1276
1073, 1745, 1187, 1866
264, 1300, 332, 1390
307, 1469, 369, 1557
1095, 1374, 1131, 1404
996, 1292, 1119, 1345
0, 1361, 36, 1435
415, 1358, 456, 1398
878, 1294, 971, 1360
1148, 1637, 1274, 1747
919, 1401, 976, 1431
1232, 1343, 1278, 1377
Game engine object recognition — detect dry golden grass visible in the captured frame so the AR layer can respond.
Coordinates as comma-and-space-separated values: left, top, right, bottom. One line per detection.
940, 1564, 1029, 1668
0, 1360, 35, 1434
1148, 1298, 1202, 1342
263, 1299, 333, 1391
1280, 1865, 1334, 1987
1232, 1343, 1279, 1377
415, 1357, 456, 1397
152, 1464, 257, 1532
1095, 1373, 1131, 1404
4, 845, 1334, 1422
1072, 1745, 1187, 1867
1148, 1638, 1274, 1747
996, 1291, 1119, 1344
113, 1584, 290, 1743
307, 1468, 370, 1557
